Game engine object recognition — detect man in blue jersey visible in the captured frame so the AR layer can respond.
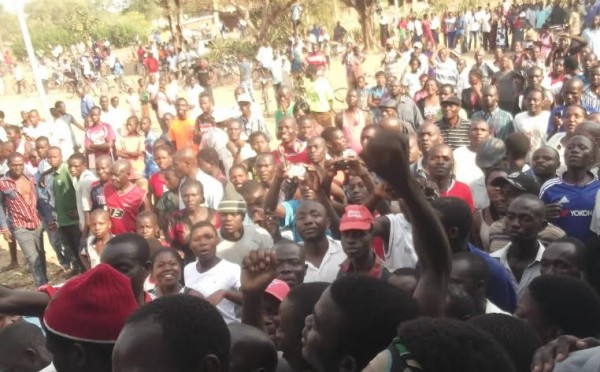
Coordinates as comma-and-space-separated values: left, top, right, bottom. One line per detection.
540, 135, 600, 243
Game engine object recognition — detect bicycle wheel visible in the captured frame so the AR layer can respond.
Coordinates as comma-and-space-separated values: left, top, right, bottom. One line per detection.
262, 84, 270, 113
334, 87, 348, 103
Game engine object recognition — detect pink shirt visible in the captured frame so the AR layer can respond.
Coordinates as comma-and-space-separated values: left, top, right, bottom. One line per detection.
84, 123, 115, 158
341, 110, 366, 154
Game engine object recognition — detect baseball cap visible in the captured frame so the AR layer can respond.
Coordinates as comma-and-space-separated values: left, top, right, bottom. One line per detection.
236, 93, 252, 104
218, 199, 247, 213
340, 205, 374, 232
441, 96, 461, 106
264, 279, 290, 302
491, 172, 541, 195
476, 138, 506, 169
413, 41, 423, 49
43, 264, 138, 343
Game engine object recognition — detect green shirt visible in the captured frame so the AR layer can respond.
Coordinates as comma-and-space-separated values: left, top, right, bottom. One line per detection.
52, 163, 79, 227
275, 103, 295, 132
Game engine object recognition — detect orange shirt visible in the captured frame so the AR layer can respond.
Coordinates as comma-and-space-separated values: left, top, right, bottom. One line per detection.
168, 117, 197, 152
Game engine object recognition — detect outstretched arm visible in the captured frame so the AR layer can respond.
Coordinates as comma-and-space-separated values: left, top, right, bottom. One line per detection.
361, 129, 451, 317
240, 249, 278, 331
0, 286, 50, 317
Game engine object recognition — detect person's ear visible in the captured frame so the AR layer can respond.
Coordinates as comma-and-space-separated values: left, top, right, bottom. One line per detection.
337, 354, 357, 372
72, 343, 88, 368
144, 260, 152, 275
200, 354, 221, 372
24, 347, 38, 365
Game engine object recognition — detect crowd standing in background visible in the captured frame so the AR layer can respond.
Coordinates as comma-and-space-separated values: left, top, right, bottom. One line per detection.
6, 1, 600, 371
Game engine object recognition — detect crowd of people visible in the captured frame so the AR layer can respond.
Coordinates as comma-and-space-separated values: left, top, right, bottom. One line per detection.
4, 0, 600, 371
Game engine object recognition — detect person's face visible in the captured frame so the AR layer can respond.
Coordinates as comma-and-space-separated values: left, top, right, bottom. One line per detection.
181, 185, 203, 211
450, 259, 483, 299
527, 69, 543, 87
494, 48, 504, 60
95, 159, 111, 182
346, 175, 368, 204
482, 87, 499, 109
230, 168, 248, 189
357, 77, 366, 88
278, 119, 298, 144
140, 118, 151, 133
299, 120, 315, 140
154, 149, 172, 171
541, 242, 584, 278
441, 102, 459, 120
376, 74, 386, 87
57, 103, 66, 115
263, 294, 282, 342
469, 122, 490, 148
113, 321, 175, 372
563, 107, 586, 134
302, 288, 344, 372
425, 80, 438, 95
440, 87, 453, 101
295, 202, 328, 241
5, 129, 17, 144
173, 157, 190, 178
250, 135, 270, 153
28, 111, 40, 126
90, 108, 101, 125
221, 212, 244, 235
389, 80, 402, 96
328, 129, 347, 153
552, 60, 565, 75
100, 242, 149, 300
361, 127, 376, 149
240, 102, 251, 116
278, 90, 291, 107
557, 36, 569, 50
418, 125, 442, 153
189, 225, 218, 263
408, 136, 420, 163
427, 147, 453, 178
474, 51, 484, 65
90, 214, 111, 238
276, 244, 307, 288
594, 14, 600, 28
199, 96, 212, 113
341, 229, 371, 260
585, 55, 598, 73
532, 148, 559, 179
505, 198, 544, 243
125, 119, 139, 134
564, 136, 594, 169
110, 165, 130, 190
136, 217, 158, 239
346, 90, 359, 107
111, 98, 120, 109
100, 96, 109, 111
526, 91, 543, 114
227, 121, 242, 141
500, 56, 510, 70
563, 83, 582, 105
46, 149, 62, 169
409, 59, 419, 72
151, 251, 181, 288
8, 156, 24, 177
68, 159, 85, 178
256, 157, 276, 183
307, 138, 326, 164
175, 100, 188, 119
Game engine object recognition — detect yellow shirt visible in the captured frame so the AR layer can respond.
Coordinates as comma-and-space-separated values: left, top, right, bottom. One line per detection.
305, 77, 334, 113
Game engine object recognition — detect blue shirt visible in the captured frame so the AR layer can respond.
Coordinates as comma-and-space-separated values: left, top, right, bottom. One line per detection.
540, 175, 600, 243
467, 243, 518, 313
547, 104, 598, 136
80, 94, 95, 120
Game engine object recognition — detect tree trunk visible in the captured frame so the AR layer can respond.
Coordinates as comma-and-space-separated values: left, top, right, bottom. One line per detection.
174, 0, 186, 49
256, 0, 272, 43
360, 12, 372, 50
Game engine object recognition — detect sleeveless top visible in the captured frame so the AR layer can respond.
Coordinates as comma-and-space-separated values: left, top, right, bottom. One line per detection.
341, 109, 366, 154
104, 183, 146, 234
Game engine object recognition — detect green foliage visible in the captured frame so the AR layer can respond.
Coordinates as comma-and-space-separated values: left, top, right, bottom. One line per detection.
205, 38, 255, 62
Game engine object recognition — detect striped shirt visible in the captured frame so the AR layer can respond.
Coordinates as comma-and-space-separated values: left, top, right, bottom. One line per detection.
581, 87, 600, 112
435, 118, 471, 150
471, 107, 514, 140
0, 173, 40, 231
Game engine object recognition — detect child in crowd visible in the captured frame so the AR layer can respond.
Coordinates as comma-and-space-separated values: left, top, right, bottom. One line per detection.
115, 116, 146, 190
198, 147, 227, 186
80, 209, 113, 269
141, 116, 159, 178
156, 166, 180, 235
148, 144, 172, 205
126, 87, 140, 117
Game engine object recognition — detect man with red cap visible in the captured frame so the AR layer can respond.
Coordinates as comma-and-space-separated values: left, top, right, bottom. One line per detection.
44, 263, 139, 372
337, 205, 391, 280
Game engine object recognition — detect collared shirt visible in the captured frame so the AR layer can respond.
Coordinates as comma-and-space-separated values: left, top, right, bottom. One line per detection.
582, 86, 600, 113
239, 113, 270, 140
303, 237, 347, 283
80, 94, 95, 120
74, 169, 98, 230
471, 107, 514, 140
337, 254, 391, 280
435, 118, 471, 150
397, 96, 424, 131
0, 173, 40, 230
491, 241, 545, 294
488, 219, 565, 253
52, 163, 79, 227
486, 299, 510, 315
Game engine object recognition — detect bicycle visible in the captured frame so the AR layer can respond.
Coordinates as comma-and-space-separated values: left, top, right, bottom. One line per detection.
253, 67, 272, 114
334, 87, 348, 103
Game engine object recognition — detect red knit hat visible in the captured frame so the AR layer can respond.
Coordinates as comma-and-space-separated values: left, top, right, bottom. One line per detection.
43, 263, 138, 343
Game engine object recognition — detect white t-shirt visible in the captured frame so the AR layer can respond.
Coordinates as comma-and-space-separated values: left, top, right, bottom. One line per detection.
73, 169, 98, 230
434, 58, 458, 87
303, 237, 347, 283
385, 213, 417, 271
453, 146, 489, 210
178, 169, 223, 210
217, 224, 274, 264
50, 118, 75, 159
184, 259, 241, 323
513, 111, 550, 152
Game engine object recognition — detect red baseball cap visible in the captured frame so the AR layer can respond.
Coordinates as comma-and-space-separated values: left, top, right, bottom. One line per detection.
264, 279, 290, 302
43, 263, 138, 343
340, 205, 374, 232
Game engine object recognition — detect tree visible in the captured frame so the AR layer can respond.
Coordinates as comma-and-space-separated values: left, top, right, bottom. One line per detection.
340, 0, 377, 50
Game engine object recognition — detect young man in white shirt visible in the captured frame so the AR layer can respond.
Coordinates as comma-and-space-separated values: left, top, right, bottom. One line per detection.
513, 87, 550, 153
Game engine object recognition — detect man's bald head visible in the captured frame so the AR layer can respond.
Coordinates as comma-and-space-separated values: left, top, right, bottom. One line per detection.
95, 154, 112, 167
380, 117, 411, 134
111, 159, 131, 174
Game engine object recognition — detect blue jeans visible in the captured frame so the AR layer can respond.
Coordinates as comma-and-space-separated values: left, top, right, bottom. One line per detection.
38, 200, 70, 268
13, 226, 47, 286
